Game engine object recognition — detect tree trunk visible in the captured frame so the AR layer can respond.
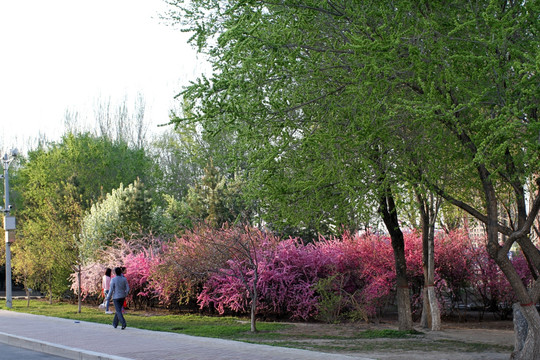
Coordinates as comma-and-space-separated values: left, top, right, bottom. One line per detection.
395, 281, 413, 331
420, 286, 430, 328
421, 268, 441, 332
48, 271, 52, 305
493, 248, 540, 360
250, 271, 258, 333
250, 294, 257, 333
24, 278, 30, 308
427, 286, 441, 331
77, 266, 82, 314
482, 182, 540, 359
394, 244, 412, 331
417, 190, 441, 331
511, 303, 540, 360
379, 191, 413, 331
421, 223, 430, 329
425, 219, 441, 331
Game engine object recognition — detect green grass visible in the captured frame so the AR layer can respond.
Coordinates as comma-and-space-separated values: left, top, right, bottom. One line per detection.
356, 329, 423, 338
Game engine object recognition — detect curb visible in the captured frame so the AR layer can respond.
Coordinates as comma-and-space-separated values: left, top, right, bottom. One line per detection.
0, 331, 132, 360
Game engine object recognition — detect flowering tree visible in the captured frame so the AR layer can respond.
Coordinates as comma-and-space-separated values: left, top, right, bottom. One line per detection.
470, 246, 534, 320
148, 225, 230, 308
149, 225, 276, 332
317, 232, 396, 321
68, 226, 534, 327
196, 226, 279, 332
200, 237, 327, 321
69, 262, 106, 301
69, 238, 153, 307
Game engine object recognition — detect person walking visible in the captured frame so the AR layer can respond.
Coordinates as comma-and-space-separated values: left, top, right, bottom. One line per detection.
102, 268, 113, 314
106, 267, 130, 329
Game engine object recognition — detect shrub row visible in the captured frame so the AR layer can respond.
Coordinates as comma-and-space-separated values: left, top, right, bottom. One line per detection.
71, 226, 532, 321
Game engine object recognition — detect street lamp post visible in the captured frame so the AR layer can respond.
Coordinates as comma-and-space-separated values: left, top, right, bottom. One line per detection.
2, 149, 18, 309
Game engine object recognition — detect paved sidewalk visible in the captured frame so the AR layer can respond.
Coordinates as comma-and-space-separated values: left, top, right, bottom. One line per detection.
0, 310, 373, 360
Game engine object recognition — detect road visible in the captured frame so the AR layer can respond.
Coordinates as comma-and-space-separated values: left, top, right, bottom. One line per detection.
0, 342, 69, 360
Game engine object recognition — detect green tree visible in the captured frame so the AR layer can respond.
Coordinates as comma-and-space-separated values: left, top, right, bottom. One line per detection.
151, 119, 207, 201
170, 0, 416, 330
12, 133, 152, 297
79, 178, 153, 262
183, 161, 252, 228
170, 1, 539, 347
337, 2, 539, 357
13, 179, 82, 302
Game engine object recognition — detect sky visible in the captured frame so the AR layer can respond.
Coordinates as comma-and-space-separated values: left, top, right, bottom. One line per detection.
0, 0, 209, 153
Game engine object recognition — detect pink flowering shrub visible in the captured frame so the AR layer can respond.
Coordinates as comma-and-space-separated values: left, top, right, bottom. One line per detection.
146, 241, 194, 308
316, 232, 396, 320
432, 230, 476, 315
122, 248, 156, 308
69, 226, 533, 321
148, 225, 269, 309
196, 226, 286, 316
254, 238, 329, 319
469, 245, 533, 319
198, 236, 327, 320
70, 237, 158, 307
199, 231, 398, 321
69, 262, 108, 301
432, 230, 534, 319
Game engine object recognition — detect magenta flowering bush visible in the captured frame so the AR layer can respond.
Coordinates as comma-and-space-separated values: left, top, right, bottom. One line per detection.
198, 268, 250, 314
468, 244, 533, 318
255, 238, 328, 319
69, 262, 108, 300
317, 232, 396, 319
122, 248, 156, 308
199, 231, 398, 320
69, 225, 533, 321
197, 236, 330, 320
148, 225, 275, 309
432, 230, 476, 315
431, 230, 534, 319
146, 241, 193, 307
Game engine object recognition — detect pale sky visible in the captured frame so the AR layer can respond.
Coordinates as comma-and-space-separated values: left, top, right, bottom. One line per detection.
0, 0, 208, 152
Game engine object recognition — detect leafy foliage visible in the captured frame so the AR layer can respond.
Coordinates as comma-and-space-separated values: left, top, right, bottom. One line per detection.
12, 133, 152, 298
79, 178, 153, 262
182, 161, 252, 228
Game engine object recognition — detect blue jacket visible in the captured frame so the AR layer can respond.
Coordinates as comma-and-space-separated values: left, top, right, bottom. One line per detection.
106, 275, 129, 301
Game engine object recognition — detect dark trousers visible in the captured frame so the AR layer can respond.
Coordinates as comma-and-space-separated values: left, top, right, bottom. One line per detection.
113, 298, 126, 328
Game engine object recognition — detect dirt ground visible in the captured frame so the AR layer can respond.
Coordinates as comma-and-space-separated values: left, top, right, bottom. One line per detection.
264, 317, 515, 360
135, 305, 516, 359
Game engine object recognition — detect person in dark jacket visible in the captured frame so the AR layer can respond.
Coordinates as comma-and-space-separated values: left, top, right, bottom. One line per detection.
106, 267, 130, 329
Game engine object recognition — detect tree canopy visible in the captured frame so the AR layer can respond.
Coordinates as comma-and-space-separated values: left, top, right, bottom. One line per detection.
169, 0, 540, 352
79, 178, 153, 262
11, 132, 153, 297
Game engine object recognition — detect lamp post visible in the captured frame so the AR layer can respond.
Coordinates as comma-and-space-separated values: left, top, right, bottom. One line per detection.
2, 149, 18, 309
